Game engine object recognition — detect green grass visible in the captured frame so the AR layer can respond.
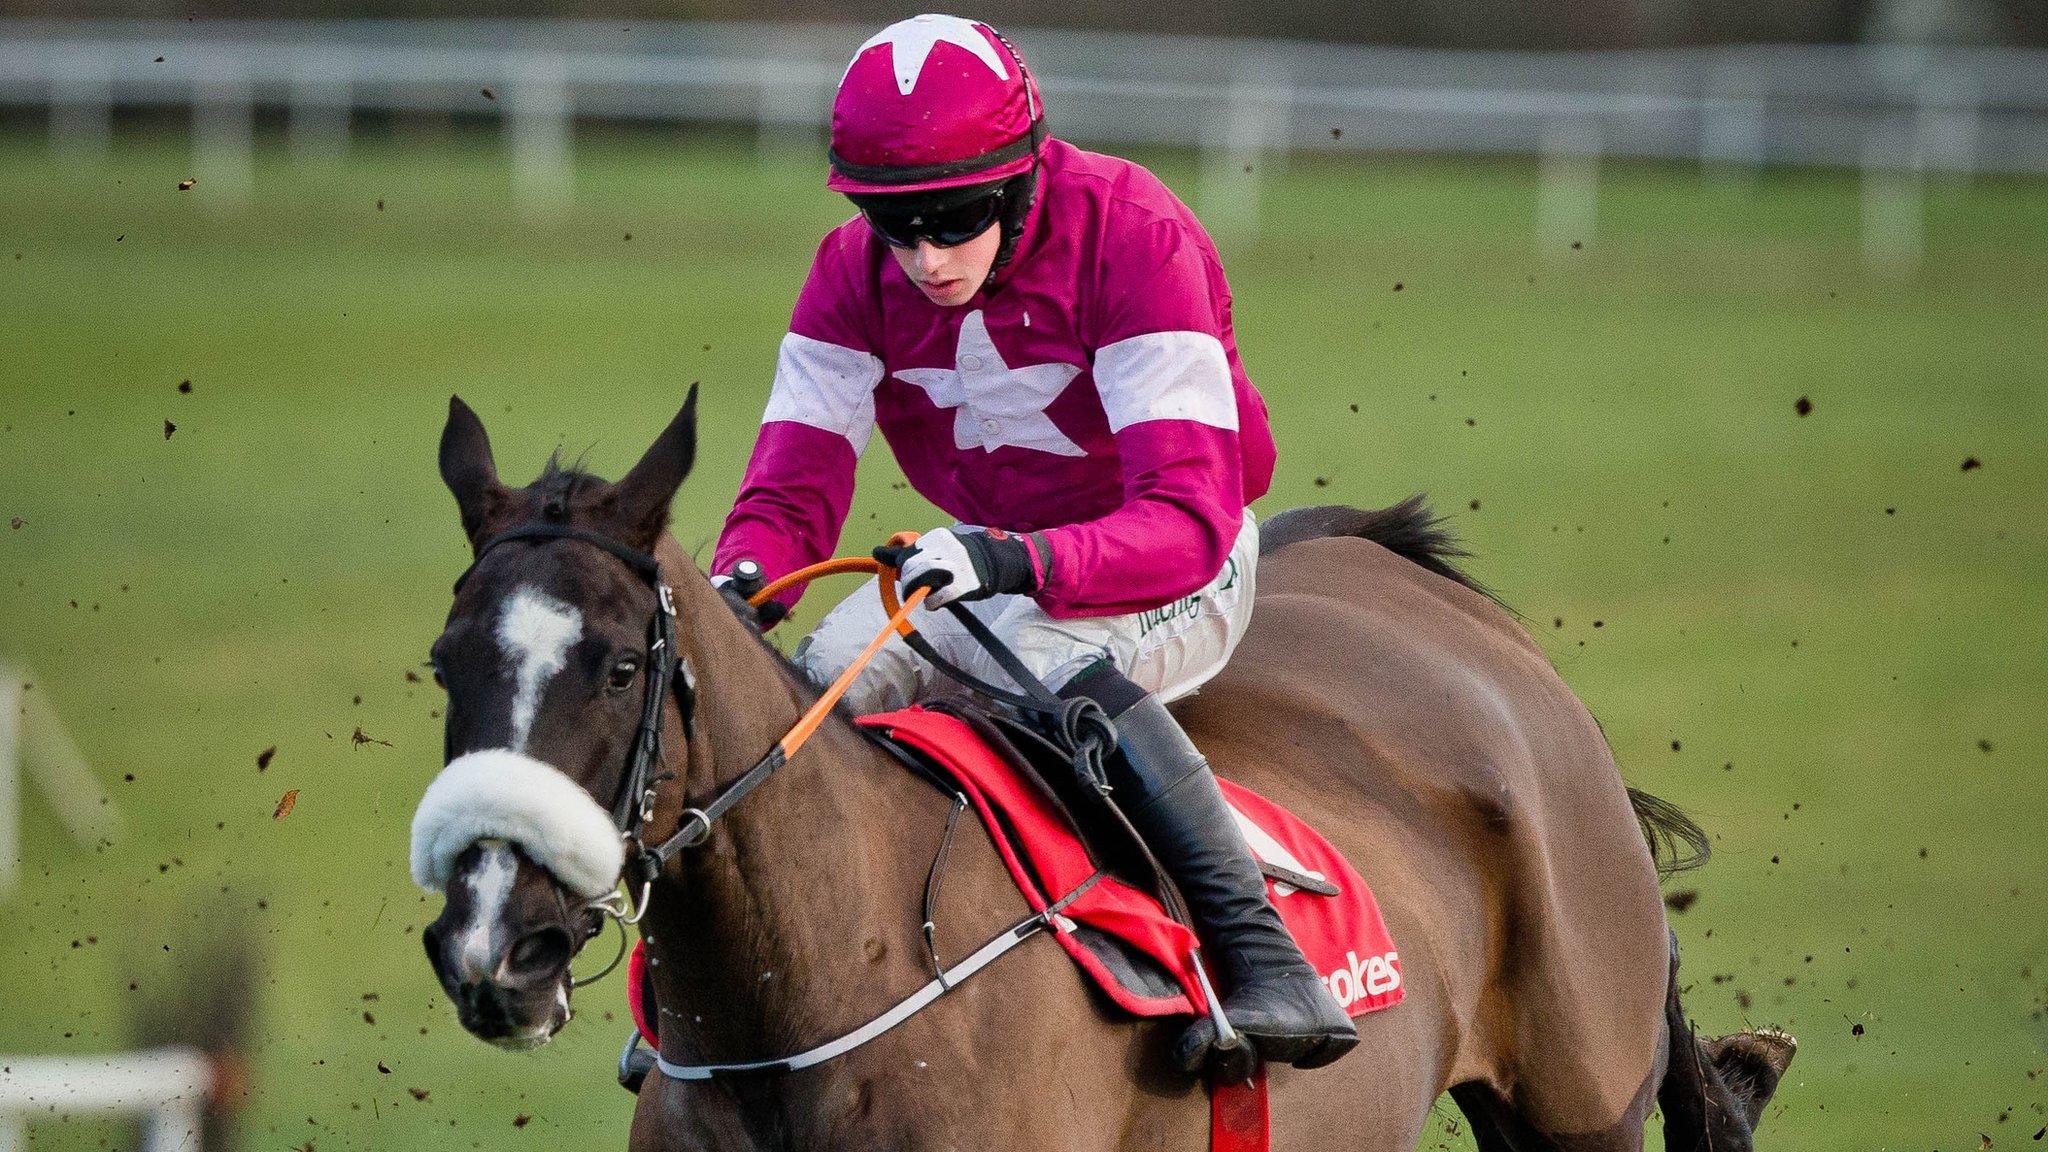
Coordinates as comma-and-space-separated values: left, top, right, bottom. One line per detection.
1, 130, 2044, 1150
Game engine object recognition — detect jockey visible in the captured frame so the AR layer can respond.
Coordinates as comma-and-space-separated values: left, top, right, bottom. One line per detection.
711, 14, 1357, 1072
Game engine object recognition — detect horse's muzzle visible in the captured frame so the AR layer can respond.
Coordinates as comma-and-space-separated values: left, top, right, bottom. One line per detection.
420, 840, 584, 1048
424, 915, 576, 1048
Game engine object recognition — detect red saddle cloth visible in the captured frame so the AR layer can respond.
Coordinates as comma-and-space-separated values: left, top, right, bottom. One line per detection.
626, 707, 1401, 1149
861, 707, 1404, 1020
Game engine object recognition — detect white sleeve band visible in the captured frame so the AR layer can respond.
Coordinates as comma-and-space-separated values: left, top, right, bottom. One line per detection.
1091, 330, 1239, 434
762, 331, 883, 454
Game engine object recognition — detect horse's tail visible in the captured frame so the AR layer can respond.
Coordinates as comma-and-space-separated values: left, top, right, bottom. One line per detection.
1628, 785, 1711, 877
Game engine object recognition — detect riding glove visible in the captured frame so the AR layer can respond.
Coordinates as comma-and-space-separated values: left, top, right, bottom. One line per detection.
883, 527, 1047, 609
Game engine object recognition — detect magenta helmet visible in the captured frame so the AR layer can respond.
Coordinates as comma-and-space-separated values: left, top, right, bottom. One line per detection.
828, 14, 1046, 195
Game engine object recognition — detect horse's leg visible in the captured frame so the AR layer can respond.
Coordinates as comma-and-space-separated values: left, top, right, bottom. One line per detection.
1460, 948, 1666, 1152
1450, 1072, 1658, 1152
1656, 935, 1796, 1151
1261, 943, 1458, 1152
1531, 1076, 1658, 1152
1449, 1083, 1533, 1152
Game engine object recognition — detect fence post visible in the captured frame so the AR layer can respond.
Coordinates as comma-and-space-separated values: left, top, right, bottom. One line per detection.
1917, 64, 1979, 184
289, 52, 353, 160
1535, 119, 1601, 256
140, 1097, 203, 1152
507, 50, 572, 214
1199, 59, 1292, 243
47, 45, 112, 162
193, 58, 254, 208
24, 684, 123, 845
1861, 126, 1923, 275
0, 671, 18, 895
755, 57, 818, 164
1701, 56, 1765, 186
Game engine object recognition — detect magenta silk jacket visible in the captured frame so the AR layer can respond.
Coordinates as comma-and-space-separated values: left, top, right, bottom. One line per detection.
713, 138, 1277, 619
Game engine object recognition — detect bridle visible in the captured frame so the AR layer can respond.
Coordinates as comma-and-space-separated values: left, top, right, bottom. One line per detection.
450, 522, 699, 951
447, 521, 931, 985
444, 523, 1228, 1079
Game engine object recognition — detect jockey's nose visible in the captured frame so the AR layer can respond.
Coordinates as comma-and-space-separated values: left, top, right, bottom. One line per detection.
913, 240, 946, 272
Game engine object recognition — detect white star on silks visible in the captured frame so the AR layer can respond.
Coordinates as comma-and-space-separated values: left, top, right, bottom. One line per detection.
897, 310, 1086, 457
851, 14, 1009, 96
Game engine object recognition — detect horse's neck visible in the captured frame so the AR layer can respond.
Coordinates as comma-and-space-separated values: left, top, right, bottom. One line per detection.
642, 564, 939, 1064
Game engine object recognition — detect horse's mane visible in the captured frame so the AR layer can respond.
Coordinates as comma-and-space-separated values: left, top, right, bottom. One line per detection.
1259, 497, 1500, 607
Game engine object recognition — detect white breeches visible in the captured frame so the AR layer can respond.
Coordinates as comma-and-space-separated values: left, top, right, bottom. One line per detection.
796, 512, 1260, 715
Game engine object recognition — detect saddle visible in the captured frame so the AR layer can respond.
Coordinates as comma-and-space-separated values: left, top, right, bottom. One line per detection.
863, 701, 1406, 1020
933, 699, 1346, 898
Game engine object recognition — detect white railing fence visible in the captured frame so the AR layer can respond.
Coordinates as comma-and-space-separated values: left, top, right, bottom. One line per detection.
0, 1046, 215, 1152
3, 19, 2046, 264
0, 663, 122, 897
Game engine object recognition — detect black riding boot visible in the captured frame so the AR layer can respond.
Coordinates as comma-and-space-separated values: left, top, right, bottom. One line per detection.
1066, 667, 1358, 1073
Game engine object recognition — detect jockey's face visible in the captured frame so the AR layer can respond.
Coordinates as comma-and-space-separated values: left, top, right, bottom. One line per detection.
889, 225, 1001, 307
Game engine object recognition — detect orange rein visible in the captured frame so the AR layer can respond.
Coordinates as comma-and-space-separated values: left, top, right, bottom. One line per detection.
743, 531, 923, 761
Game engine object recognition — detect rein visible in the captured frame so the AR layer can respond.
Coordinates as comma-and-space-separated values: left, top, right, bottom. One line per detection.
648, 545, 1184, 1081
452, 525, 1125, 1079
453, 523, 930, 931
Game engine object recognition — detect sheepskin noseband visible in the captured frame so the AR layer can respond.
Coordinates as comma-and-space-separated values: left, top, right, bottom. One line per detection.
410, 749, 624, 900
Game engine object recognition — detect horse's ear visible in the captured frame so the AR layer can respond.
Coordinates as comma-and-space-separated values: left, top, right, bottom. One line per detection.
609, 385, 698, 548
440, 396, 505, 540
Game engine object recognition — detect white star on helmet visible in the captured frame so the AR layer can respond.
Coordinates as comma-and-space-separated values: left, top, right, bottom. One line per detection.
850, 14, 1009, 96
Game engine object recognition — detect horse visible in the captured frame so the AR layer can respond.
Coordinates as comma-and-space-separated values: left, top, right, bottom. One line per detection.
411, 393, 1796, 1150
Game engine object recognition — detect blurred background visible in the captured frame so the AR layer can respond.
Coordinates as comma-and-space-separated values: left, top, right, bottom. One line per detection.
0, 3, 2042, 1150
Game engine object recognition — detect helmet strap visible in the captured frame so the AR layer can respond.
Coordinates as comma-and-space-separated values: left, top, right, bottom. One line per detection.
981, 117, 1046, 294
980, 31, 1047, 295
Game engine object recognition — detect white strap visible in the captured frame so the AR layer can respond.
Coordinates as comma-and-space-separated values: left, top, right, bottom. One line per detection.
655, 912, 1050, 1081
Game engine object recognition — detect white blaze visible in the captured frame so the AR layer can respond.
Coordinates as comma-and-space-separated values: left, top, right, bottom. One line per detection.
495, 587, 582, 752
456, 839, 517, 982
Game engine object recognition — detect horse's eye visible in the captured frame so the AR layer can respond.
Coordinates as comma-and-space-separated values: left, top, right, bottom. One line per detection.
429, 660, 446, 689
605, 657, 640, 694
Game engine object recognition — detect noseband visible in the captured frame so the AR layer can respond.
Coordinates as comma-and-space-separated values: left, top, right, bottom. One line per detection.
447, 519, 880, 969
452, 522, 697, 944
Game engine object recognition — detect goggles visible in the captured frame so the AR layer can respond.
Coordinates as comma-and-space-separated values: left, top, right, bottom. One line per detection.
856, 188, 1005, 249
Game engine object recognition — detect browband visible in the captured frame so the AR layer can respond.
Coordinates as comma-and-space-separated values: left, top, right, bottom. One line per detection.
455, 522, 659, 593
